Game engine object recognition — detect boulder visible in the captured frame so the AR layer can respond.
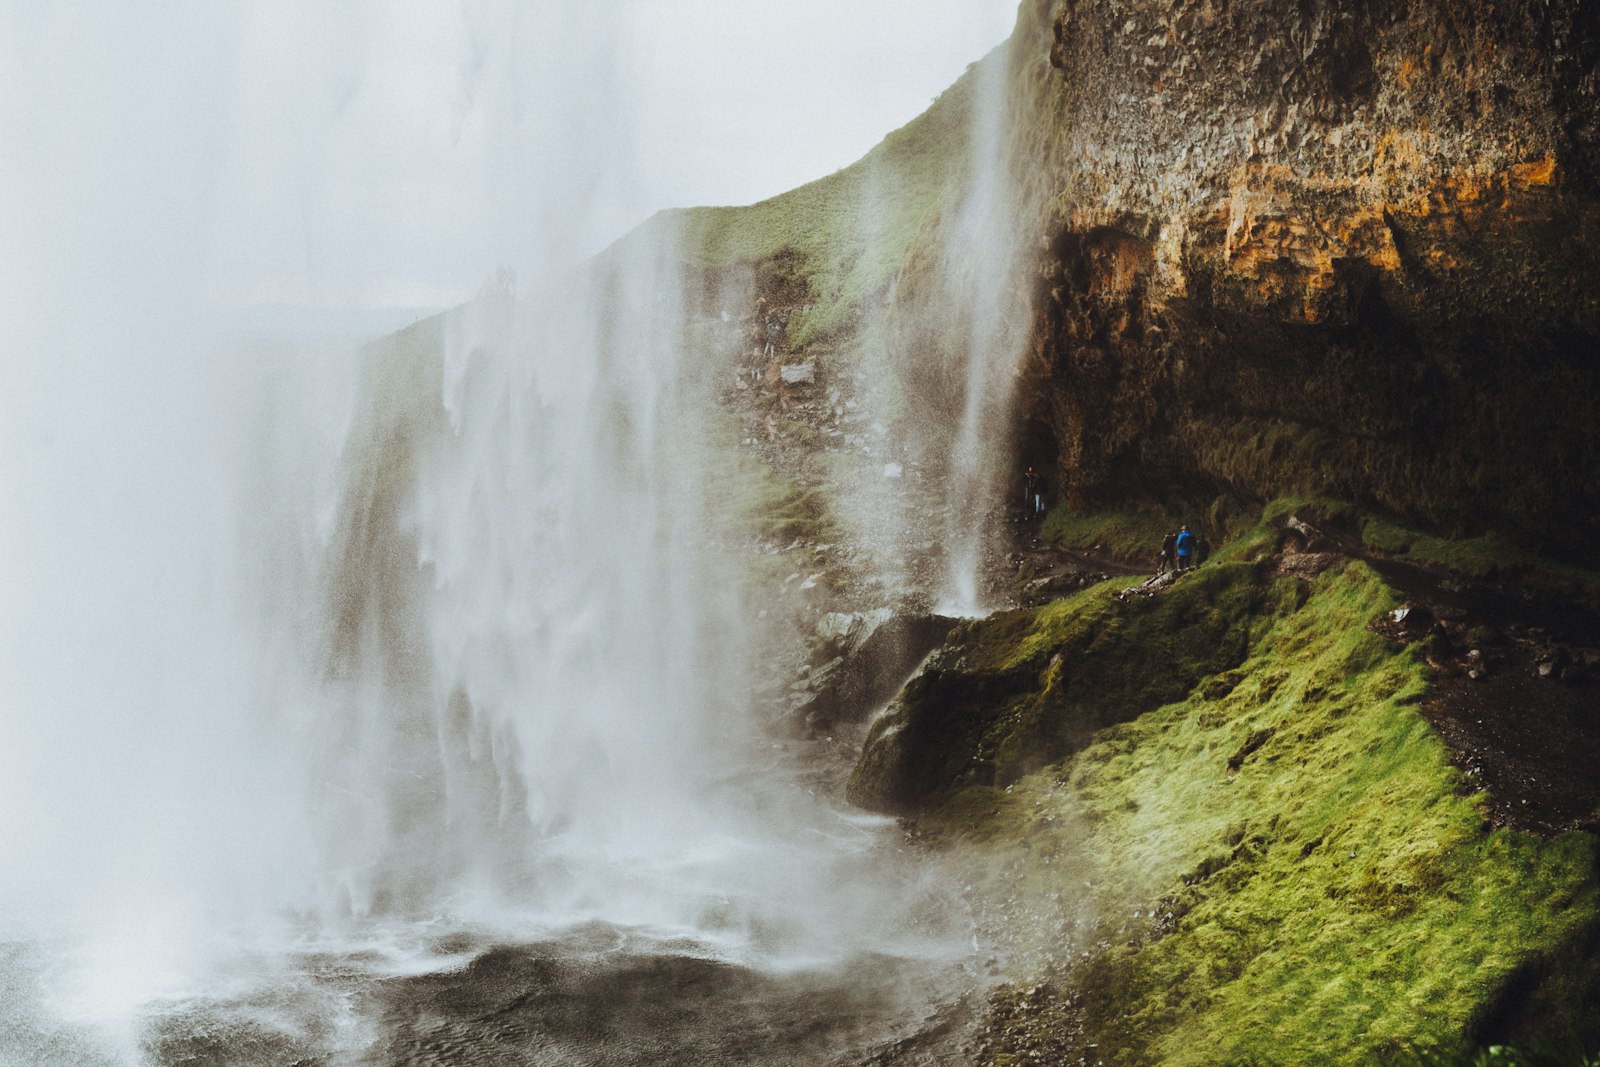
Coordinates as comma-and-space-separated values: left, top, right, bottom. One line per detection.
1390, 605, 1437, 633
796, 613, 955, 734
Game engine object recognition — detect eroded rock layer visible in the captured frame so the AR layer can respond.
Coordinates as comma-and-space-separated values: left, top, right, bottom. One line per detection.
999, 0, 1600, 547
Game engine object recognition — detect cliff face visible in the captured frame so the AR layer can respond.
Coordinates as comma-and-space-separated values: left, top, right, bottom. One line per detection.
664, 2, 1600, 553
996, 0, 1600, 548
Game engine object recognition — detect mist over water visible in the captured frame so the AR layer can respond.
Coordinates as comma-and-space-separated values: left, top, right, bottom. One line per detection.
0, 3, 1022, 1062
300, 247, 937, 950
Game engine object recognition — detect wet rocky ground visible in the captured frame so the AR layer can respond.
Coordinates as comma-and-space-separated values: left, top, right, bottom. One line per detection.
349, 937, 974, 1067
125, 933, 984, 1067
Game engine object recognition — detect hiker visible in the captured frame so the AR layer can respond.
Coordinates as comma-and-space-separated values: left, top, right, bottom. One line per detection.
1175, 525, 1195, 571
1023, 466, 1045, 516
1196, 534, 1211, 566
1159, 531, 1177, 574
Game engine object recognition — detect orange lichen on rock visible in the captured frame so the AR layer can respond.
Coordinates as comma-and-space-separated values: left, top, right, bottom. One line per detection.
1509, 154, 1559, 189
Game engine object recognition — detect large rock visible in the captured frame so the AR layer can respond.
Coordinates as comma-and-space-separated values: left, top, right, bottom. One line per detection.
797, 611, 955, 733
849, 562, 1280, 814
895, 0, 1600, 551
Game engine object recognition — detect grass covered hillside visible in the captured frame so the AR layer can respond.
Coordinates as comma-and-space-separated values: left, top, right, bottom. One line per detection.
650, 47, 991, 351
671, 68, 976, 348
849, 503, 1600, 1065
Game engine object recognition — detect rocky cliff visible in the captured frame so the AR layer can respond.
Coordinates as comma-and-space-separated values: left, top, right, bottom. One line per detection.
993, 0, 1600, 550
668, 0, 1600, 559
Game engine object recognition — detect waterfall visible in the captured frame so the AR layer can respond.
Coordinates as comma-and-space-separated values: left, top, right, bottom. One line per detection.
0, 3, 1002, 1060
933, 41, 1031, 616
296, 237, 760, 928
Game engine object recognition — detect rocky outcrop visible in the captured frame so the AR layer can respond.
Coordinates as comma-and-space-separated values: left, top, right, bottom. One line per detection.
795, 610, 955, 734
991, 0, 1600, 550
848, 560, 1280, 814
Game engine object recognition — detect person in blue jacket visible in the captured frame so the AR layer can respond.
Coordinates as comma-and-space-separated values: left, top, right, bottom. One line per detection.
1175, 525, 1195, 570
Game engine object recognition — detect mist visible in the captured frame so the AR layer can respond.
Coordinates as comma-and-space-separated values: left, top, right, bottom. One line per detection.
0, 2, 1020, 1062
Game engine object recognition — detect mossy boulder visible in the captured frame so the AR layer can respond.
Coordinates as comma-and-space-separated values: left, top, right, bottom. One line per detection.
848, 562, 1294, 814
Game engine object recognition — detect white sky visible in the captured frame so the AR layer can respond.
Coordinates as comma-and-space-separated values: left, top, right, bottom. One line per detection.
634, 0, 1017, 210
0, 1, 1017, 312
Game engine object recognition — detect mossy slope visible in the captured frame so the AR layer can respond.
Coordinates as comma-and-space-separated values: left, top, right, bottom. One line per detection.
848, 563, 1289, 814
851, 524, 1599, 1064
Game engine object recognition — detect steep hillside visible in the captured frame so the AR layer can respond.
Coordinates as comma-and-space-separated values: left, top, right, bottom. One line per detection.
653, 55, 984, 351
850, 506, 1600, 1064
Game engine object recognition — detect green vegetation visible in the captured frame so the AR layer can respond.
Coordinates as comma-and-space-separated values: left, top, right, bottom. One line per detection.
1359, 514, 1600, 593
1244, 497, 1600, 597
849, 562, 1290, 814
1058, 565, 1593, 1064
1362, 514, 1512, 579
1041, 497, 1263, 564
851, 503, 1599, 1064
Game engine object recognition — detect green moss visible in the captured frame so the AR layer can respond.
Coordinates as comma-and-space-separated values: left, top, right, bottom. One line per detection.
1362, 515, 1515, 579
868, 535, 1597, 1063
1359, 514, 1600, 593
849, 564, 1297, 813
1039, 498, 1268, 566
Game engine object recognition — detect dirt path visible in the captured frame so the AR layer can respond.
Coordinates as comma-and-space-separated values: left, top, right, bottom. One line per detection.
1289, 515, 1600, 836
998, 507, 1146, 608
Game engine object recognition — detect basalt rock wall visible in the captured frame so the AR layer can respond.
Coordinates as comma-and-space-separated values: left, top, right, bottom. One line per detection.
1002, 0, 1600, 549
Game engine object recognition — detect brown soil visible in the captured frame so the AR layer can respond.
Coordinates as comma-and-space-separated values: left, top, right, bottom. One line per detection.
1366, 555, 1600, 836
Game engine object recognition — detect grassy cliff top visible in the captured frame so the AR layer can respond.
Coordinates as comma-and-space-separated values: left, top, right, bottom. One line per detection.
618, 50, 991, 348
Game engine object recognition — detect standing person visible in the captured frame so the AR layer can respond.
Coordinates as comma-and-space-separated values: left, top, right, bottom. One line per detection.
1196, 534, 1211, 566
1159, 531, 1177, 574
1023, 466, 1045, 516
1175, 525, 1195, 571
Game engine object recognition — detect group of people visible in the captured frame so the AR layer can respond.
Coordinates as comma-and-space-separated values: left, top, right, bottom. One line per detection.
1159, 525, 1209, 574
1017, 465, 1208, 577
